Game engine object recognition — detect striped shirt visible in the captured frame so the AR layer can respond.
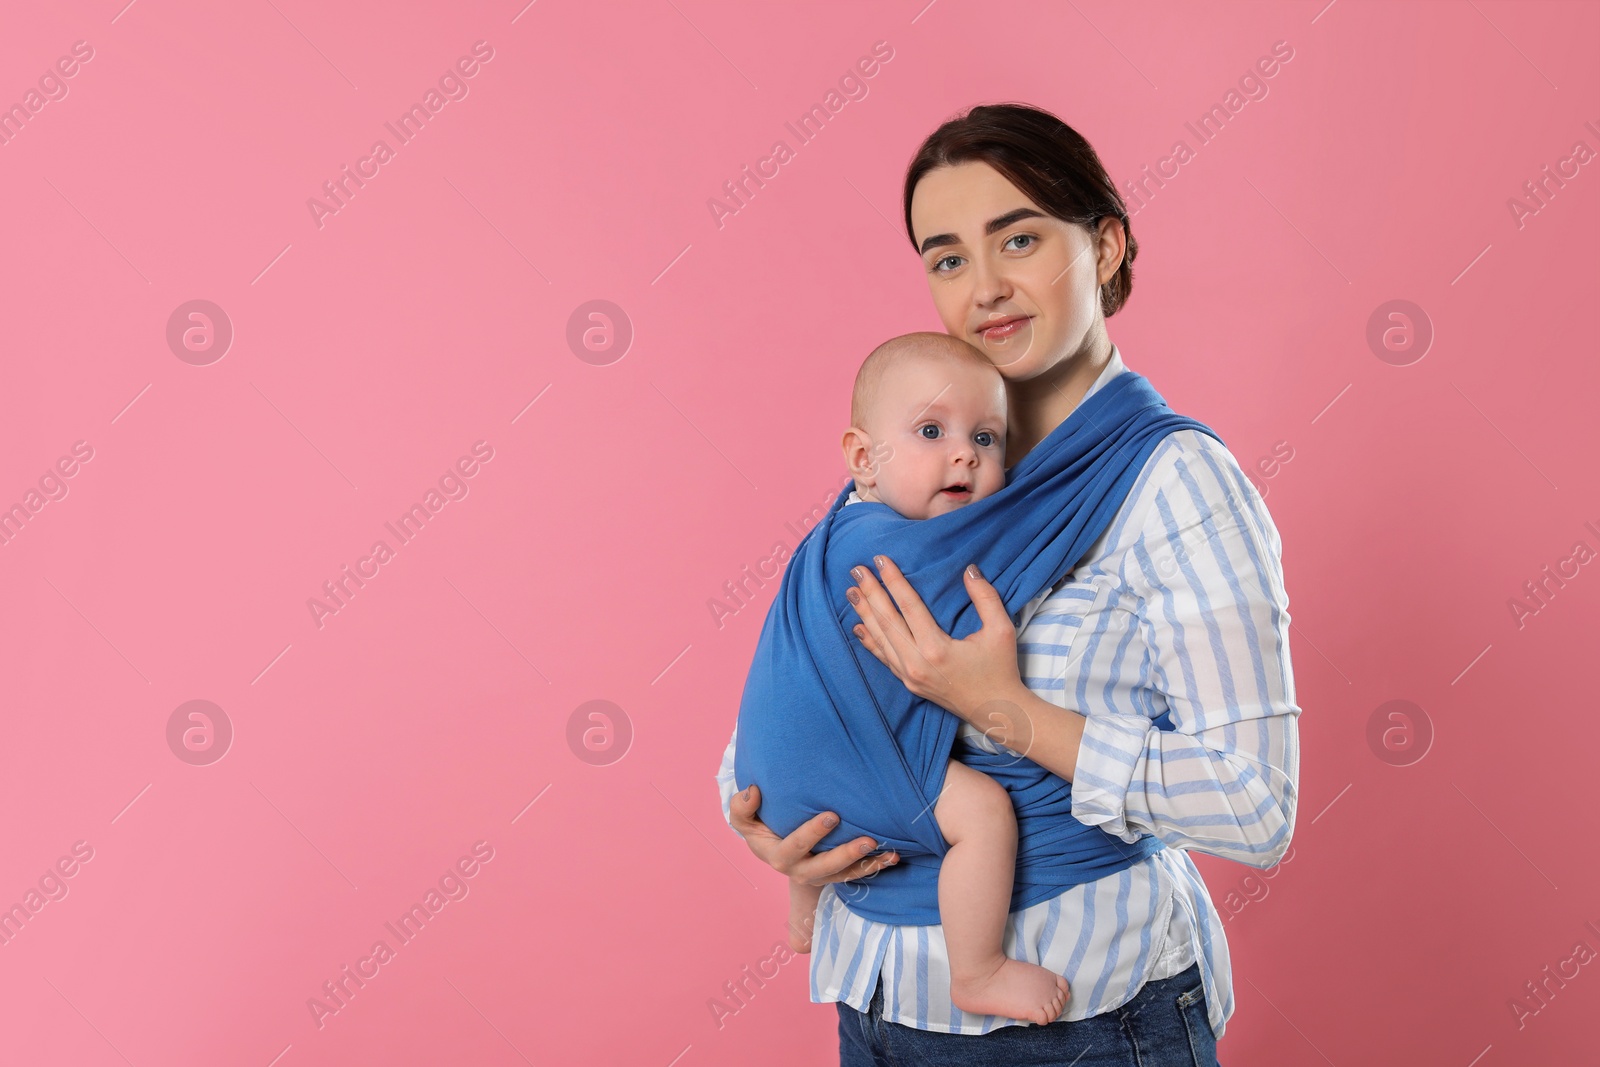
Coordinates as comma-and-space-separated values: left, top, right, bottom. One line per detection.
716, 345, 1300, 1038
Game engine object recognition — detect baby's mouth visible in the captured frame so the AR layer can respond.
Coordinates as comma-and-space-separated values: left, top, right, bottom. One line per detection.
941, 485, 971, 498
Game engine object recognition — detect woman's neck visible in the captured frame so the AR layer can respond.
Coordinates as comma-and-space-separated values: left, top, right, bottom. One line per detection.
1004, 330, 1113, 467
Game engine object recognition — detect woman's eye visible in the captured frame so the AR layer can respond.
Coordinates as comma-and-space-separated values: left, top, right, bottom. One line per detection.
932, 254, 963, 273
1003, 233, 1035, 252
918, 424, 942, 440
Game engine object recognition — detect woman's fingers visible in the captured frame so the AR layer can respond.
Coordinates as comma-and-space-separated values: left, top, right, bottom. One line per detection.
795, 840, 901, 885
768, 809, 847, 873
852, 622, 884, 663
865, 555, 943, 638
847, 558, 922, 680
963, 563, 1013, 633
849, 556, 936, 650
728, 784, 772, 840
772, 815, 900, 885
847, 561, 1026, 720
730, 785, 899, 884
849, 556, 957, 698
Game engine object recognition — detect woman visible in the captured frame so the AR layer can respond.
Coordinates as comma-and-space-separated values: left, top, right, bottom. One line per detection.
716, 103, 1299, 1065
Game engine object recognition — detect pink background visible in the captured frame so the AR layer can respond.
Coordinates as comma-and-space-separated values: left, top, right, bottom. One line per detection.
2, 1, 1597, 1064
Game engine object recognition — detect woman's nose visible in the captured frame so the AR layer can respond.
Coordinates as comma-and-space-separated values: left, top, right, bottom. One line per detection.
971, 255, 1012, 306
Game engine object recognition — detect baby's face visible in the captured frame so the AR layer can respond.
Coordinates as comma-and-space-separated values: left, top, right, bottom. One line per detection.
859, 357, 1007, 520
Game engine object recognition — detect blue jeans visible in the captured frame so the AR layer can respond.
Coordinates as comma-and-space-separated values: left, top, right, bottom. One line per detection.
837, 961, 1221, 1066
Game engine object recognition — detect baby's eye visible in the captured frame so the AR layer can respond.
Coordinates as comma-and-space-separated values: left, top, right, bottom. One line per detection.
975, 431, 997, 448
918, 424, 942, 440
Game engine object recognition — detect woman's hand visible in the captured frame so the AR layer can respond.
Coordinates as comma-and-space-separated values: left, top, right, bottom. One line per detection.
729, 784, 899, 886
846, 557, 1030, 728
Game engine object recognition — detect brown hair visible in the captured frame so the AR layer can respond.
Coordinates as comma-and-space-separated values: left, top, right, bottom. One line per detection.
902, 103, 1137, 318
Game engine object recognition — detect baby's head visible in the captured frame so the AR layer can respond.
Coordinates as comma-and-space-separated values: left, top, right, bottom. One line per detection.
842, 332, 1007, 520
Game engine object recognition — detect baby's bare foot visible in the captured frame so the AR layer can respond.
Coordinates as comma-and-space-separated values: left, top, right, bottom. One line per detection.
950, 959, 1070, 1026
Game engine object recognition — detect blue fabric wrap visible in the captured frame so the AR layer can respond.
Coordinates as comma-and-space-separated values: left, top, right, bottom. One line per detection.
733, 369, 1224, 925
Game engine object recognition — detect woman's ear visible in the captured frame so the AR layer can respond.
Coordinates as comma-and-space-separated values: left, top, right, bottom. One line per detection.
1094, 216, 1127, 286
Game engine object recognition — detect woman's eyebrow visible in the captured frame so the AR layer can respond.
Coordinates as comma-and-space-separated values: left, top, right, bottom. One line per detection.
918, 207, 1048, 254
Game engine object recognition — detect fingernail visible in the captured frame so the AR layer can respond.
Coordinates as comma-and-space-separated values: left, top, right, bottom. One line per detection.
967, 563, 983, 579
822, 814, 838, 828
851, 566, 864, 581
846, 588, 860, 604
873, 555, 887, 568
859, 842, 873, 854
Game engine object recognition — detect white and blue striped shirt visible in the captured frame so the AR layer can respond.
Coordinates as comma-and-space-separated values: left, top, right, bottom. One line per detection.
716, 345, 1300, 1039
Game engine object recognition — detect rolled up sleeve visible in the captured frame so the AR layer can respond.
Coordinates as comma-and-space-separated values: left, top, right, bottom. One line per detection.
1070, 441, 1300, 868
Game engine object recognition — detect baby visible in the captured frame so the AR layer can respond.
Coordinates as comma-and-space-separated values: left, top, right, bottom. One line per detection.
786, 331, 1071, 1027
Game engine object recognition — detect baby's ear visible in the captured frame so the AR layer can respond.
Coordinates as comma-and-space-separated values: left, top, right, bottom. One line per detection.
840, 427, 877, 484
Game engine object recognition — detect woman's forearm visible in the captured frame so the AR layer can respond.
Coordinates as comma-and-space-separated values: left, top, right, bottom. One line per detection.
969, 680, 1086, 783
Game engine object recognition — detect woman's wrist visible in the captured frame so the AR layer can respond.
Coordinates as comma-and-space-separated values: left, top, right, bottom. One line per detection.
968, 680, 1086, 783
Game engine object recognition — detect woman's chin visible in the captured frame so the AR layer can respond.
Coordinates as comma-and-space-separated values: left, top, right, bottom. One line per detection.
976, 331, 1058, 379
975, 337, 1030, 369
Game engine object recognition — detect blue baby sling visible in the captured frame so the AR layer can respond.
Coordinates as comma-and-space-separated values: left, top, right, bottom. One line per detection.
733, 368, 1223, 925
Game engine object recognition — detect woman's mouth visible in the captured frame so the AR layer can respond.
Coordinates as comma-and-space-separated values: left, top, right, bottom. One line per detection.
978, 316, 1030, 341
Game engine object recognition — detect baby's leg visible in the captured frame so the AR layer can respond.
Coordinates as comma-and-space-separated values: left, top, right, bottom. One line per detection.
787, 882, 823, 953
934, 759, 1070, 1026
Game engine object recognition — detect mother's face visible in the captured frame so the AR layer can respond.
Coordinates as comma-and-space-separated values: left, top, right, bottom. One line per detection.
908, 161, 1124, 382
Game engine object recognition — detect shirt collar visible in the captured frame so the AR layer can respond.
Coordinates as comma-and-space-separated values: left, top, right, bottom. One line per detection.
1081, 343, 1127, 404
